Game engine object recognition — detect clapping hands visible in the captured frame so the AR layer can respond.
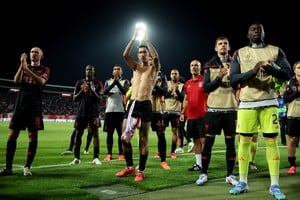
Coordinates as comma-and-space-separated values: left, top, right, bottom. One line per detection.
20, 53, 29, 71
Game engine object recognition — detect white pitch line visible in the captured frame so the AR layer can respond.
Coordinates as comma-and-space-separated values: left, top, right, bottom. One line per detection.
0, 145, 287, 171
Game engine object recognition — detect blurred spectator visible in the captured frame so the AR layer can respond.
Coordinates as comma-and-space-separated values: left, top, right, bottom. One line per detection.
0, 88, 106, 117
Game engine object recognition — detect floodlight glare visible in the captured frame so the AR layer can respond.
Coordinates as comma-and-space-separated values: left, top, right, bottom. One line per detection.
135, 22, 146, 41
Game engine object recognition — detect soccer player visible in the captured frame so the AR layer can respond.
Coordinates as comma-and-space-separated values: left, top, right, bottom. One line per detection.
164, 69, 185, 156
283, 60, 300, 175
151, 71, 171, 169
103, 65, 130, 161
0, 47, 50, 176
70, 64, 103, 165
196, 36, 238, 186
229, 22, 291, 199
116, 25, 161, 182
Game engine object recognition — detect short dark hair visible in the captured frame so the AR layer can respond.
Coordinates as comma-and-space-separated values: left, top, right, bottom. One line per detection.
86, 64, 95, 71
215, 36, 229, 45
113, 64, 122, 69
137, 44, 149, 51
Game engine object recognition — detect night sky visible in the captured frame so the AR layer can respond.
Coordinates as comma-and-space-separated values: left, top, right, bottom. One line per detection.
1, 1, 298, 87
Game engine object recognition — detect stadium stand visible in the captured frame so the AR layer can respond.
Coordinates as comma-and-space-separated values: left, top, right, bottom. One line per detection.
0, 78, 106, 121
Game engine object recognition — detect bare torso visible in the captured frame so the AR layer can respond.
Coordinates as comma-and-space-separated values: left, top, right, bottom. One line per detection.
131, 63, 158, 101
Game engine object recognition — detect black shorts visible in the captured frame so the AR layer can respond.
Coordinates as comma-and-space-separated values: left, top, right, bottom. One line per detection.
186, 118, 205, 139
204, 111, 236, 136
103, 112, 124, 132
131, 100, 152, 122
9, 110, 44, 132
151, 112, 166, 132
287, 118, 300, 137
164, 113, 180, 128
74, 116, 101, 130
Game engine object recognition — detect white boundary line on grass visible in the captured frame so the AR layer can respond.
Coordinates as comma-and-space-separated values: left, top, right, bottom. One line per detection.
0, 145, 287, 172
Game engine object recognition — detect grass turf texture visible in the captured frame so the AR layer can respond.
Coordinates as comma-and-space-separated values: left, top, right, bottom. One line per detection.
0, 121, 292, 199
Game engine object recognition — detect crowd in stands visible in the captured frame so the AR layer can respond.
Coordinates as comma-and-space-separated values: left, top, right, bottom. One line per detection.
0, 88, 106, 118
0, 89, 16, 114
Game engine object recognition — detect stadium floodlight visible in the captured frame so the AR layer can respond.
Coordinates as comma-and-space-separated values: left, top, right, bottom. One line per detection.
10, 88, 19, 92
135, 22, 146, 41
61, 93, 72, 97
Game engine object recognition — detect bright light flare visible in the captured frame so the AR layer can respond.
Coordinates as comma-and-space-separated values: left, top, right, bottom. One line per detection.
9, 88, 19, 92
135, 22, 146, 41
62, 93, 72, 97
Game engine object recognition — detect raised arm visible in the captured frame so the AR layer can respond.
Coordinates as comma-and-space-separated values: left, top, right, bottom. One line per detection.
14, 53, 27, 84
123, 28, 139, 70
143, 35, 161, 72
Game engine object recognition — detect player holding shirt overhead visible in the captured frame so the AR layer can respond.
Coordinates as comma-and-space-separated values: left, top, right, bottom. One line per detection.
116, 25, 161, 182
